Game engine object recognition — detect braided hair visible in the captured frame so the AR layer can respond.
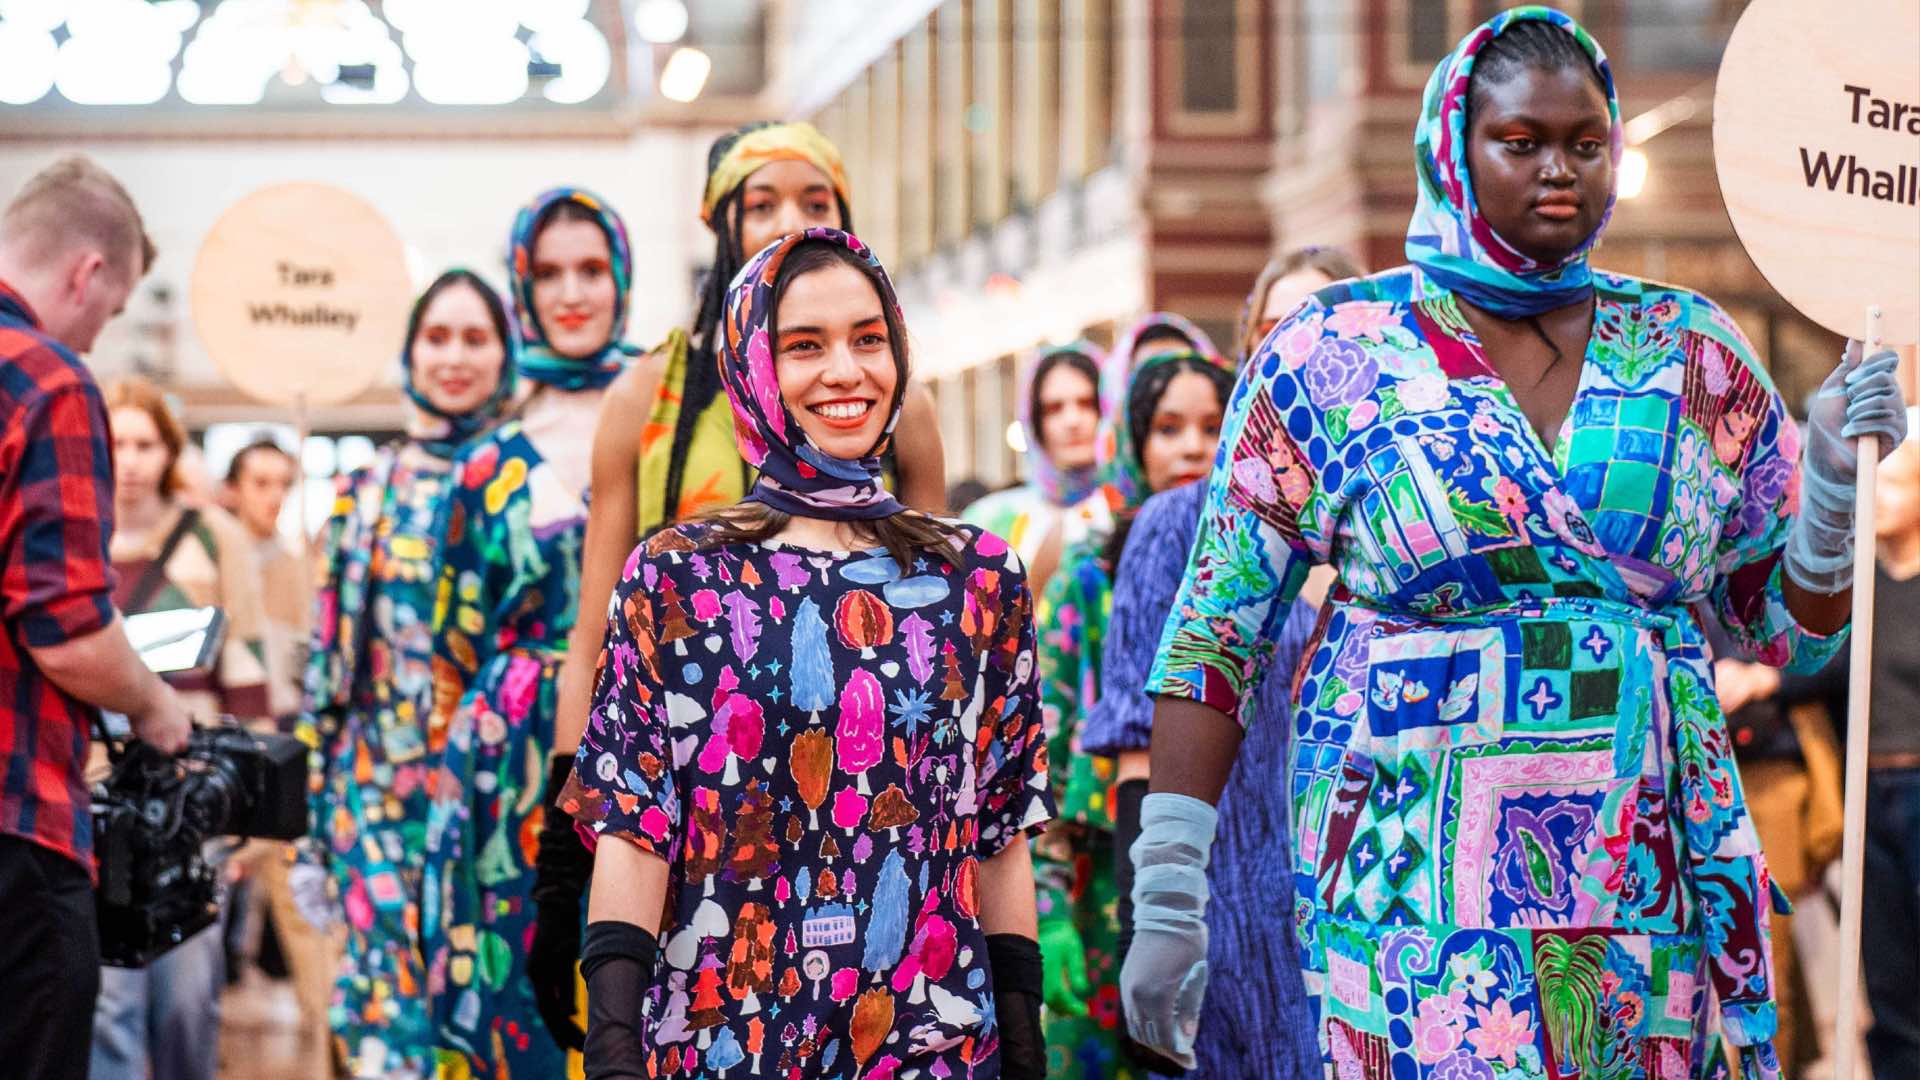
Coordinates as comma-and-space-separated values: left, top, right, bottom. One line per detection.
662, 123, 856, 516
1464, 18, 1608, 373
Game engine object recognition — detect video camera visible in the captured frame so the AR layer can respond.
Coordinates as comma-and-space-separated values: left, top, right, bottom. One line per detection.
90, 608, 308, 967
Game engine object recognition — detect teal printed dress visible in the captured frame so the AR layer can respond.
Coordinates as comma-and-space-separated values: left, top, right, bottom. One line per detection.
423, 419, 590, 1077
1148, 267, 1844, 1080
302, 443, 461, 1077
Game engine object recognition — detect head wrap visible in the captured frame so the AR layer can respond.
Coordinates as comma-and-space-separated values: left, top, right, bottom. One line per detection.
701, 122, 852, 228
1406, 6, 1620, 318
1018, 343, 1105, 507
1094, 313, 1224, 499
720, 227, 906, 521
402, 269, 518, 458
1101, 348, 1236, 510
507, 186, 640, 391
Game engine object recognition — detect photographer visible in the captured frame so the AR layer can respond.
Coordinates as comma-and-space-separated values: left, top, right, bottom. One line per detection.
0, 156, 190, 1078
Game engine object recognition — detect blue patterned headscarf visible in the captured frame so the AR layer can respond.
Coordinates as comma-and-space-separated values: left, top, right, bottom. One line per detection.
402, 269, 517, 458
1018, 342, 1106, 507
1406, 6, 1621, 318
507, 186, 641, 390
719, 227, 907, 521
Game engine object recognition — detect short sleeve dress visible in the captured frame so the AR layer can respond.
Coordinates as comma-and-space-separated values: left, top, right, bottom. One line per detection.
563, 522, 1053, 1079
1149, 266, 1844, 1078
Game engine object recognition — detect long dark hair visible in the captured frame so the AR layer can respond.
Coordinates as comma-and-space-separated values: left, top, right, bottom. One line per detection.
664, 124, 857, 516
689, 239, 964, 572
1101, 355, 1236, 568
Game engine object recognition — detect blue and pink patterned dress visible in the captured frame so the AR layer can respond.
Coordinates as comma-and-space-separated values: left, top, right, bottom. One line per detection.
1148, 265, 1842, 1080
561, 522, 1052, 1079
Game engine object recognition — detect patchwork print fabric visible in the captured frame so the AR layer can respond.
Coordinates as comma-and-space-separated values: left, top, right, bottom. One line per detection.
1149, 266, 1844, 1080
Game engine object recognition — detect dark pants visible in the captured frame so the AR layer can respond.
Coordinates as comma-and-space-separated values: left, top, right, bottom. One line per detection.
1865, 767, 1920, 1080
0, 833, 101, 1078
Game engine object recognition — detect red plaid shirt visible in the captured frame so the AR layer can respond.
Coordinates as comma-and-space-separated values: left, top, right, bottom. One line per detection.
0, 280, 117, 872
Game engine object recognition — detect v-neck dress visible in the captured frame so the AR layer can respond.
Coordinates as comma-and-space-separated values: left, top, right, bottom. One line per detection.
1148, 266, 1843, 1080
422, 417, 593, 1077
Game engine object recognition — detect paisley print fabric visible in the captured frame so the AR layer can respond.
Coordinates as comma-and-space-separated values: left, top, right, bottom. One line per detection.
1148, 266, 1844, 1080
720, 228, 906, 521
508, 186, 641, 391
1406, 7, 1621, 319
422, 419, 594, 1077
300, 442, 460, 1077
560, 523, 1052, 1078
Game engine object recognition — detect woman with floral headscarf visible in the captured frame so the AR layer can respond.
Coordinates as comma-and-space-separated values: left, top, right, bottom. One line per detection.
557, 121, 947, 784
964, 343, 1105, 582
1031, 343, 1236, 1080
298, 269, 517, 1079
559, 228, 1051, 1079
1123, 9, 1907, 1079
421, 188, 640, 1076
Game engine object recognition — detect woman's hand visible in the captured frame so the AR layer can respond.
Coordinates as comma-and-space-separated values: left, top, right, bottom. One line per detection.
1119, 793, 1217, 1071
1786, 342, 1909, 596
1037, 916, 1092, 1016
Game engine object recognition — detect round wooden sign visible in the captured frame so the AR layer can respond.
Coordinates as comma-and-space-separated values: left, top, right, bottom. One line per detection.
1713, 0, 1919, 345
189, 182, 409, 406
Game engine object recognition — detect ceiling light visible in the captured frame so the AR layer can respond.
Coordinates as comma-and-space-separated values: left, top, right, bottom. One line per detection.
658, 45, 709, 103
0, 23, 57, 104
1005, 420, 1028, 455
632, 0, 687, 44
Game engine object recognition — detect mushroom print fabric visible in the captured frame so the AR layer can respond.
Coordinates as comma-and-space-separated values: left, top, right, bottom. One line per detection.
562, 521, 1054, 1078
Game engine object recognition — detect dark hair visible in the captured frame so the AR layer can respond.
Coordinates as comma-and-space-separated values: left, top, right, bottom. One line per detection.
664, 124, 857, 517
225, 438, 293, 485
1027, 349, 1099, 450
1103, 355, 1235, 566
409, 269, 513, 361
1131, 326, 1197, 358
1465, 20, 1607, 370
1465, 19, 1606, 122
688, 238, 964, 572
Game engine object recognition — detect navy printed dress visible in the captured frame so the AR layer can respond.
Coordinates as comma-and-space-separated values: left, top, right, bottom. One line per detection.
562, 522, 1054, 1079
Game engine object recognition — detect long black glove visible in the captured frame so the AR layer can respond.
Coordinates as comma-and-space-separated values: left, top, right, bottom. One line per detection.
530, 753, 593, 1052
1113, 778, 1190, 1076
581, 920, 657, 1080
988, 933, 1045, 1080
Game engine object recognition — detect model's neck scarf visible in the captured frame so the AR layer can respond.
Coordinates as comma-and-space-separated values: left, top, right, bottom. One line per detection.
1102, 348, 1237, 510
1406, 6, 1620, 318
720, 228, 906, 521
401, 270, 518, 459
701, 122, 852, 228
1019, 342, 1106, 507
507, 187, 640, 391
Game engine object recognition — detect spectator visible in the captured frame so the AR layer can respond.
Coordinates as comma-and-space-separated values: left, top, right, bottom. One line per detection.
222, 438, 306, 720
0, 154, 190, 1080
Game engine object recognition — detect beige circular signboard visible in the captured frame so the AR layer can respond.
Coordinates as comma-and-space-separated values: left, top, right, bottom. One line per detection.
1713, 0, 1920, 346
189, 182, 409, 406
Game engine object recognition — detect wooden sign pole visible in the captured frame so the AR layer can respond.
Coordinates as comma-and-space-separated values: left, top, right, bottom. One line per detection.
1833, 305, 1885, 1080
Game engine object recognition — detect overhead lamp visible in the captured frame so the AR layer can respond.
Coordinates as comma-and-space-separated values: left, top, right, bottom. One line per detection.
632, 0, 688, 44
1618, 147, 1649, 200
658, 45, 709, 103
1005, 421, 1029, 455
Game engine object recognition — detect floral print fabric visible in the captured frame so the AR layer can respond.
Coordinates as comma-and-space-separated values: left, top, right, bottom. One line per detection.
561, 523, 1052, 1079
300, 442, 457, 1077
720, 228, 906, 522
1148, 266, 1843, 1080
423, 419, 593, 1077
